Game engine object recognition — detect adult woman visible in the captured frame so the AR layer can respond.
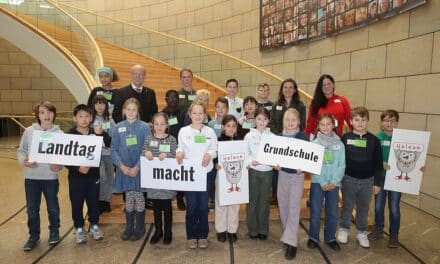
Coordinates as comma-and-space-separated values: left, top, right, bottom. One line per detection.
270, 78, 306, 134
305, 74, 352, 136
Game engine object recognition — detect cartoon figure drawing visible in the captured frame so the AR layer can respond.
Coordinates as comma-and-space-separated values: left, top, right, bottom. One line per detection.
394, 142, 423, 182
222, 158, 243, 193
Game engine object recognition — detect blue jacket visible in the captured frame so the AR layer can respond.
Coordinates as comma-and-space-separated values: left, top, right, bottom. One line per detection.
311, 137, 345, 187
112, 119, 151, 192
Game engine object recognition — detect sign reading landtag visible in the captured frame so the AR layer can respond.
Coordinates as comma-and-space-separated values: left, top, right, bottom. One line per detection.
255, 133, 324, 175
140, 157, 207, 191
28, 130, 103, 167
384, 129, 430, 195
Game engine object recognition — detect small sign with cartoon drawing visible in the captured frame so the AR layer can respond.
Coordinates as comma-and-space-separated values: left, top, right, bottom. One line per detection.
384, 129, 430, 195
218, 141, 249, 206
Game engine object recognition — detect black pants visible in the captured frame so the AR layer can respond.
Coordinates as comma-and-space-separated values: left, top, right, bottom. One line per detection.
68, 175, 99, 228
152, 199, 172, 229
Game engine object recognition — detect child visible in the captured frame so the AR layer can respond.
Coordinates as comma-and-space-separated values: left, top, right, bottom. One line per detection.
244, 107, 273, 241
215, 115, 241, 243
112, 98, 151, 241
274, 108, 309, 260
143, 112, 178, 245
207, 97, 229, 209
18, 101, 63, 251
337, 107, 383, 248
87, 66, 119, 114
238, 96, 258, 138
225, 79, 244, 120
369, 110, 425, 248
176, 103, 217, 249
183, 89, 212, 126
256, 83, 274, 112
91, 95, 115, 214
308, 113, 345, 252
66, 104, 111, 244
162, 89, 186, 210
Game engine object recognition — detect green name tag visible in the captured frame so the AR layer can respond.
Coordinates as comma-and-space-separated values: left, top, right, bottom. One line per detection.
125, 135, 138, 146
194, 135, 206, 143
40, 133, 52, 141
103, 93, 112, 101
242, 121, 252, 129
159, 144, 171, 153
101, 121, 110, 130
233, 102, 241, 109
354, 139, 367, 148
324, 151, 334, 162
188, 95, 196, 101
168, 117, 178, 126
203, 117, 209, 124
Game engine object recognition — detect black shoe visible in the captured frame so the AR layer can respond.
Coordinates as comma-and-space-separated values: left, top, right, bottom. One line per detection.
285, 245, 297, 260
145, 199, 153, 210
327, 241, 341, 251
163, 231, 172, 245
177, 197, 186, 211
249, 234, 258, 239
150, 227, 163, 245
307, 239, 318, 249
228, 232, 238, 243
103, 201, 111, 213
217, 232, 227, 242
258, 234, 267, 240
98, 201, 106, 214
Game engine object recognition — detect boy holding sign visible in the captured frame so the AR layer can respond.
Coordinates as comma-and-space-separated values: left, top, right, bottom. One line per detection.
18, 101, 63, 251
66, 104, 111, 244
338, 107, 383, 248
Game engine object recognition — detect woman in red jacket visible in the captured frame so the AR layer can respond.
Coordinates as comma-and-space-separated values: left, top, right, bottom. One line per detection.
305, 74, 352, 136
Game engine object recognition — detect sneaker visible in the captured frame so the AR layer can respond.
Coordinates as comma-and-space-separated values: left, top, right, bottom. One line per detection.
23, 235, 40, 251
186, 239, 197, 249
217, 232, 227, 242
48, 230, 60, 245
307, 239, 318, 249
368, 229, 383, 241
75, 227, 87, 244
388, 235, 400, 248
327, 241, 341, 251
90, 225, 104, 240
337, 228, 349, 244
356, 232, 370, 248
198, 238, 208, 249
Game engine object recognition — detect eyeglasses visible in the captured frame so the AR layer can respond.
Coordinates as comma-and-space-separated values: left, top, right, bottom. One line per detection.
383, 119, 397, 123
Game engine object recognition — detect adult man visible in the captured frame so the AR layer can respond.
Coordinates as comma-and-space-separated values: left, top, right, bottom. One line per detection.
177, 68, 197, 112
112, 65, 158, 124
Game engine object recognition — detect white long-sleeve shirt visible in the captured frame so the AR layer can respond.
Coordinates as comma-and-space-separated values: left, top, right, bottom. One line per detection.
244, 127, 273, 171
177, 125, 218, 172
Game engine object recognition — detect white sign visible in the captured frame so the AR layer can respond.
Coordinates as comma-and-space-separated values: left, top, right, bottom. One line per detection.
384, 129, 430, 195
28, 130, 103, 167
217, 141, 249, 206
256, 133, 324, 175
140, 157, 207, 191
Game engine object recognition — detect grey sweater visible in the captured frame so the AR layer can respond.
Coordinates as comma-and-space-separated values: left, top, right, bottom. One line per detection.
17, 123, 63, 180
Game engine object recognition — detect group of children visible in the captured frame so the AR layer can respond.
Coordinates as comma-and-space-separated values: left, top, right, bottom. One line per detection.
17, 68, 415, 261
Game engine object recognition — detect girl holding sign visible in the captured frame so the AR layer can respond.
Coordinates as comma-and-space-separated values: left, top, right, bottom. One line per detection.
308, 113, 345, 252
274, 108, 309, 260
244, 107, 273, 241
142, 112, 178, 245
176, 103, 218, 249
18, 101, 63, 251
215, 114, 241, 243
112, 98, 151, 241
91, 95, 116, 214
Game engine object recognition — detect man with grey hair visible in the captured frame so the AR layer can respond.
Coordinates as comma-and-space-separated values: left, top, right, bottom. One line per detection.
112, 64, 158, 123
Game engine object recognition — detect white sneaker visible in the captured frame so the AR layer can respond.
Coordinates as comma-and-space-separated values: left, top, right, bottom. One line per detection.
75, 227, 87, 244
90, 224, 104, 240
356, 232, 370, 248
337, 228, 349, 244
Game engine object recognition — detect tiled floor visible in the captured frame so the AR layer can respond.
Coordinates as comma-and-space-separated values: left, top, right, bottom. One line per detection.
1, 141, 439, 263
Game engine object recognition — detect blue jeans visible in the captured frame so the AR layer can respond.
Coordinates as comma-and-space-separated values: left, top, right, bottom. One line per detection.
25, 179, 60, 236
185, 189, 209, 239
374, 189, 401, 236
309, 183, 339, 243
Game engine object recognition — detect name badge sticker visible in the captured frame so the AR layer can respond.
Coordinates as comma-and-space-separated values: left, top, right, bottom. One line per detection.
101, 122, 110, 130
194, 135, 206, 143
126, 135, 138, 146
103, 93, 112, 101
214, 124, 221, 129
168, 117, 178, 126
40, 133, 52, 141
149, 140, 158, 147
382, 140, 391, 146
97, 91, 104, 95
159, 144, 171, 153
334, 99, 341, 103
323, 151, 334, 162
118, 127, 126, 133
188, 95, 196, 101
276, 105, 283, 111
242, 121, 252, 129
353, 139, 367, 148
